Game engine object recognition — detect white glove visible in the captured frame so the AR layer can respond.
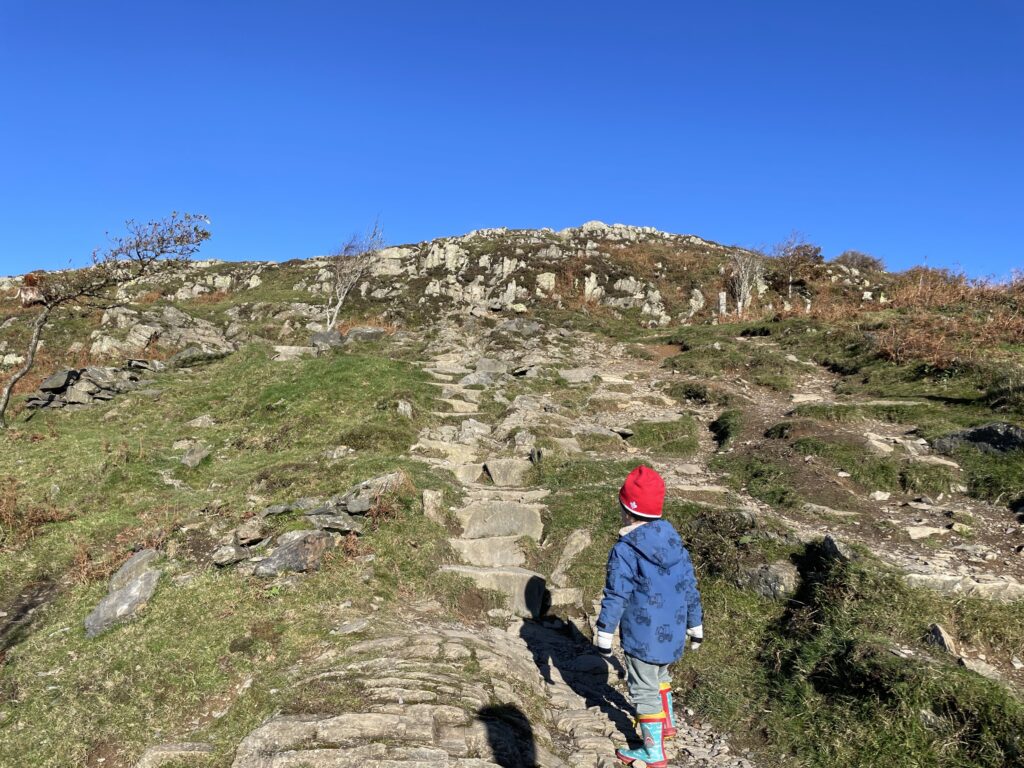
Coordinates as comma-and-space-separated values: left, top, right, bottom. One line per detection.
687, 625, 703, 651
596, 630, 614, 655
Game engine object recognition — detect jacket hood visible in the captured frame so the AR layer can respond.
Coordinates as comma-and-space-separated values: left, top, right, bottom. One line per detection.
620, 519, 685, 569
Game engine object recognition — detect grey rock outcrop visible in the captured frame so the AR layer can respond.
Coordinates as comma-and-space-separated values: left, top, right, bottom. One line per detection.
253, 530, 334, 576
933, 423, 1024, 455
25, 360, 163, 410
738, 561, 799, 600
85, 550, 162, 637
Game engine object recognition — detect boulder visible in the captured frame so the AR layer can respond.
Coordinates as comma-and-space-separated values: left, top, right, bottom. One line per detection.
738, 561, 799, 600
933, 423, 1024, 455
927, 623, 958, 655
181, 443, 212, 468
310, 329, 344, 348
340, 472, 406, 514
344, 327, 387, 343
253, 531, 334, 576
40, 369, 80, 392
308, 512, 364, 534
272, 345, 318, 362
234, 518, 265, 545
422, 489, 446, 525
85, 569, 162, 637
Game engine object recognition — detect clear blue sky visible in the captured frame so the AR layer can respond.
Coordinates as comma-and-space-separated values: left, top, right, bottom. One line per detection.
1, 1, 1021, 277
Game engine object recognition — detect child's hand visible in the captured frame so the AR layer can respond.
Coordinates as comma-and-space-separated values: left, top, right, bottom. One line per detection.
595, 630, 614, 655
687, 625, 703, 651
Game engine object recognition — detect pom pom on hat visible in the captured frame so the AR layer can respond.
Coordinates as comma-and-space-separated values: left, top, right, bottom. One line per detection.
619, 466, 666, 519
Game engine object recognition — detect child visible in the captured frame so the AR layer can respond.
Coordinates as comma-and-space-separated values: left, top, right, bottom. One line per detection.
595, 465, 703, 768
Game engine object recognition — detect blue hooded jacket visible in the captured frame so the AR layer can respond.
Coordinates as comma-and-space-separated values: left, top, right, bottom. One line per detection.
596, 518, 703, 665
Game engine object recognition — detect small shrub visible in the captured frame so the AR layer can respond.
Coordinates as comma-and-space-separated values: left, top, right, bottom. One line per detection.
666, 381, 731, 406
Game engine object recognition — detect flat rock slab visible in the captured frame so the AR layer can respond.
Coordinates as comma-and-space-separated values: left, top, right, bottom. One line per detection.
440, 565, 547, 618
791, 393, 824, 403
559, 367, 598, 385
110, 549, 160, 591
85, 569, 162, 637
440, 398, 479, 414
484, 458, 533, 487
906, 526, 949, 541
273, 345, 319, 362
181, 443, 212, 468
448, 536, 526, 567
253, 531, 334, 576
454, 500, 544, 540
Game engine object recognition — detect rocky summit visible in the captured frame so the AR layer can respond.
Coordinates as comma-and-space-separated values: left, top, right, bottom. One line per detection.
1, 223, 1023, 768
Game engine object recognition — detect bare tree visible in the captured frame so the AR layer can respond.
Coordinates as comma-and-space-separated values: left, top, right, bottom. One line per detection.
323, 222, 384, 329
728, 250, 766, 318
0, 212, 210, 428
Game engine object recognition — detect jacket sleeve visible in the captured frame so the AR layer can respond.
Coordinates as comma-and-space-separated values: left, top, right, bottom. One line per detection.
596, 542, 636, 634
680, 549, 703, 629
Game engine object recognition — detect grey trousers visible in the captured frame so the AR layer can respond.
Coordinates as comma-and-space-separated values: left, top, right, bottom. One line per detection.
624, 654, 671, 715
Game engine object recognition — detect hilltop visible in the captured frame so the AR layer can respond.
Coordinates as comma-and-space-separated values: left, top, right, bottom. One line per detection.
1, 222, 1022, 768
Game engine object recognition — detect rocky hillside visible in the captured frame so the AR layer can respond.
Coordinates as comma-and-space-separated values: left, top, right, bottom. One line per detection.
1, 223, 1022, 768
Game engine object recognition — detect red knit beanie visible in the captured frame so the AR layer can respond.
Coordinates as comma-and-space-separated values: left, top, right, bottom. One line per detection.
619, 466, 665, 519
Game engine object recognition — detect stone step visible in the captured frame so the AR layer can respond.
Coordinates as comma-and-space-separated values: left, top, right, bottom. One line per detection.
439, 398, 479, 414
483, 457, 534, 487
439, 565, 547, 618
411, 439, 480, 464
450, 464, 484, 484
430, 411, 482, 419
454, 500, 545, 540
448, 536, 526, 567
464, 486, 550, 502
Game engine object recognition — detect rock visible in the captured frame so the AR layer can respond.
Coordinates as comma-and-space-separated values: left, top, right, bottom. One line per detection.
331, 618, 370, 636
1012, 656, 1023, 670
484, 458, 533, 487
933, 423, 1024, 455
803, 503, 857, 518
448, 536, 526, 567
559, 367, 597, 385
396, 400, 413, 419
311, 328, 344, 348
308, 513, 364, 534
344, 327, 387, 343
791, 393, 823, 404
959, 656, 1003, 682
85, 569, 162, 637
821, 534, 854, 563
738, 561, 799, 600
272, 345, 318, 361
439, 565, 547, 618
475, 357, 508, 374
110, 549, 160, 591
550, 530, 592, 588
927, 623, 958, 655
548, 587, 584, 608
340, 472, 406, 514
186, 414, 216, 428
869, 490, 892, 502
39, 369, 80, 392
454, 500, 544, 541
168, 346, 230, 368
234, 518, 265, 545
181, 443, 212, 468
213, 545, 250, 567
906, 526, 948, 541
422, 489, 446, 525
253, 531, 334, 576
133, 742, 214, 768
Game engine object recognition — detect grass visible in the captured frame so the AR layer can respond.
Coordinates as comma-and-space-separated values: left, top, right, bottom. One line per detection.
709, 408, 744, 447
628, 416, 699, 457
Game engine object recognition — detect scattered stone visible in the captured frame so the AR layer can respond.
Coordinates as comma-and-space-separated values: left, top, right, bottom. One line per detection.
253, 531, 334, 576
25, 363, 159, 410
1012, 656, 1023, 670
310, 328, 344, 348
475, 357, 508, 374
186, 414, 216, 428
927, 623, 958, 655
309, 513, 364, 534
803, 503, 857, 518
396, 399, 413, 419
234, 518, 265, 545
340, 472, 407, 514
869, 490, 892, 502
181, 443, 212, 468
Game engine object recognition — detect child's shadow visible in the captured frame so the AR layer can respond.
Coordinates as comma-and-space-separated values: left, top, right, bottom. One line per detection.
519, 613, 635, 740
